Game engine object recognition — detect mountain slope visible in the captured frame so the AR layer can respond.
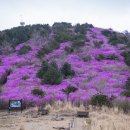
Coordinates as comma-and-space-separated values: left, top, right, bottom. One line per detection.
0, 23, 130, 105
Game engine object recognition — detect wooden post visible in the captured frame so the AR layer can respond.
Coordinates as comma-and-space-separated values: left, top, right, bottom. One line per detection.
21, 99, 23, 113
8, 99, 11, 113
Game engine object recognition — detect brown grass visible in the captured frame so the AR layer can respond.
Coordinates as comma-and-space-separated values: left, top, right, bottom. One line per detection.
45, 101, 130, 130
0, 101, 130, 130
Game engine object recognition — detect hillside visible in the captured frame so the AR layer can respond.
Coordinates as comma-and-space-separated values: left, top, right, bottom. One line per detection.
0, 22, 130, 106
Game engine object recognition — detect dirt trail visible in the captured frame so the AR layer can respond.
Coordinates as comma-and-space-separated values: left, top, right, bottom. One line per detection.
0, 110, 85, 130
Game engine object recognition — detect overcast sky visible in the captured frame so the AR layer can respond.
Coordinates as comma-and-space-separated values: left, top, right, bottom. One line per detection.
0, 0, 130, 32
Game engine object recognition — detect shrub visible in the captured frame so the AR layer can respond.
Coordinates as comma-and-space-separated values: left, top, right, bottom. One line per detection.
74, 23, 93, 34
61, 62, 75, 78
121, 51, 130, 66
93, 41, 103, 48
0, 26, 31, 48
42, 67, 62, 85
124, 78, 130, 90
96, 54, 118, 61
62, 86, 78, 100
22, 75, 29, 80
83, 55, 91, 62
72, 34, 87, 41
102, 30, 130, 46
37, 40, 59, 58
52, 22, 72, 33
0, 69, 11, 85
42, 62, 62, 85
121, 90, 130, 97
18, 45, 31, 55
96, 54, 105, 61
55, 31, 73, 43
117, 100, 130, 113
64, 46, 74, 53
102, 30, 112, 37
37, 61, 49, 79
109, 34, 128, 45
71, 34, 87, 48
32, 88, 46, 97
124, 56, 130, 66
37, 46, 51, 58
0, 75, 7, 85
63, 86, 78, 95
90, 94, 111, 107
0, 86, 2, 93
72, 40, 85, 48
106, 54, 118, 60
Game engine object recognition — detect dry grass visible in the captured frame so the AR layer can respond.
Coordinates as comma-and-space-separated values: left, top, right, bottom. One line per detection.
45, 101, 130, 130
45, 101, 86, 113
0, 101, 130, 130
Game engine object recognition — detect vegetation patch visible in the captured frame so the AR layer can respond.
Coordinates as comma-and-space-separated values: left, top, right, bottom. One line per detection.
18, 45, 32, 55
72, 34, 87, 48
64, 46, 74, 53
90, 94, 111, 107
61, 62, 75, 78
42, 61, 62, 85
37, 61, 49, 79
102, 29, 130, 46
32, 88, 46, 97
117, 100, 130, 113
96, 54, 118, 61
124, 78, 130, 90
62, 86, 78, 100
22, 75, 30, 80
106, 54, 118, 60
121, 90, 130, 97
96, 54, 105, 61
83, 55, 92, 62
93, 41, 103, 48
121, 51, 130, 66
74, 23, 93, 34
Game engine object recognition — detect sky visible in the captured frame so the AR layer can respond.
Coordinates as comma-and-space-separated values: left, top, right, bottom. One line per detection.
0, 0, 130, 32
